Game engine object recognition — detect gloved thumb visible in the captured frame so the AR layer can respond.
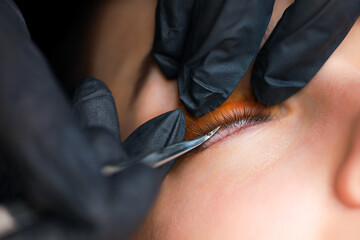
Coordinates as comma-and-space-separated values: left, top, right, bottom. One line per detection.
123, 109, 186, 176
73, 77, 121, 141
72, 77, 124, 166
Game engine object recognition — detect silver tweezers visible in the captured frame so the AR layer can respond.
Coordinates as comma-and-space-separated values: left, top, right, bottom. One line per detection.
102, 126, 221, 176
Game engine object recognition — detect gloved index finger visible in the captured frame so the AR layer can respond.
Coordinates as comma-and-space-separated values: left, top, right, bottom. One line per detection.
252, 0, 360, 106
154, 0, 275, 117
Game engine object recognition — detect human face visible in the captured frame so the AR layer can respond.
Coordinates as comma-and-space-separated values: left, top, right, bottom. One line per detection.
86, 1, 360, 239
131, 27, 360, 238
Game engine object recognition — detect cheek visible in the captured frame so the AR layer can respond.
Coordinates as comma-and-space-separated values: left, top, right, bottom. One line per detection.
292, 56, 360, 168
147, 116, 331, 239
151, 158, 327, 239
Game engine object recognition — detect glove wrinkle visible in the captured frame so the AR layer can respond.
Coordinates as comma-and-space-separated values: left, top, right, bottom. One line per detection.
154, 0, 274, 116
123, 109, 185, 156
252, 0, 360, 105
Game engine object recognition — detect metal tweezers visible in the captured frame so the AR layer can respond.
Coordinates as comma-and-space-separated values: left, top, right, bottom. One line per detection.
102, 126, 221, 176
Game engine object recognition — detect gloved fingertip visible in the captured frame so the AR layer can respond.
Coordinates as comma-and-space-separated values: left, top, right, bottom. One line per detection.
153, 53, 179, 79
178, 68, 236, 117
161, 109, 187, 145
251, 67, 305, 106
73, 77, 112, 104
124, 109, 186, 157
180, 91, 226, 117
123, 109, 186, 178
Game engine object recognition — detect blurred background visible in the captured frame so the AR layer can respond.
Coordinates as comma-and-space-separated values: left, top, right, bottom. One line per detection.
14, 0, 99, 94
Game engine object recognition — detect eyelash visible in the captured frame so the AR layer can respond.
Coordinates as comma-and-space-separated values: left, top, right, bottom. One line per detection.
185, 106, 272, 139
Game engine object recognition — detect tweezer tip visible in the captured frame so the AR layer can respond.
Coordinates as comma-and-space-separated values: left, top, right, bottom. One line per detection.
206, 126, 221, 139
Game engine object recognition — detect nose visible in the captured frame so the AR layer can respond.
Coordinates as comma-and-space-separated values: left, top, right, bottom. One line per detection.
336, 113, 360, 207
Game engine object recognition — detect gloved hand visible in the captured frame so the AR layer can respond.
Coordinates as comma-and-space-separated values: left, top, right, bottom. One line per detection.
3, 80, 185, 240
251, 0, 360, 105
72, 77, 185, 177
153, 0, 360, 116
0, 1, 185, 239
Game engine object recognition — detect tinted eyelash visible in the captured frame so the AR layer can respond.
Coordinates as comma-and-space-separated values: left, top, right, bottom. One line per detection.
186, 106, 272, 139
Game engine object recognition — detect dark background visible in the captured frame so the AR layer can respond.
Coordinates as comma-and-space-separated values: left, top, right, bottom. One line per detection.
14, 0, 100, 94
0, 1, 100, 203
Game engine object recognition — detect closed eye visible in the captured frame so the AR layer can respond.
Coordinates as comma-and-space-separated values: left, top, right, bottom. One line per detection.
185, 102, 275, 139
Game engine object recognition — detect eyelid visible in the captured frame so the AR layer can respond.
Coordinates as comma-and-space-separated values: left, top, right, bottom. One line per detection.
184, 102, 275, 140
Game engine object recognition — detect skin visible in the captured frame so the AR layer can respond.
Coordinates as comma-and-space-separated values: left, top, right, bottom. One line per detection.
85, 0, 360, 239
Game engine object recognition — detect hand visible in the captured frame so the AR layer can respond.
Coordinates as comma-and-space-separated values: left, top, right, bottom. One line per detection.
251, 0, 360, 105
153, 0, 360, 116
3, 77, 186, 240
72, 77, 186, 178
0, 1, 185, 238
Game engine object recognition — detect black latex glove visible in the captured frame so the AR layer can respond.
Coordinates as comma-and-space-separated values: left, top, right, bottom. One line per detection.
6, 81, 186, 240
0, 1, 185, 239
154, 0, 360, 116
3, 78, 185, 240
72, 77, 185, 177
251, 0, 360, 105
